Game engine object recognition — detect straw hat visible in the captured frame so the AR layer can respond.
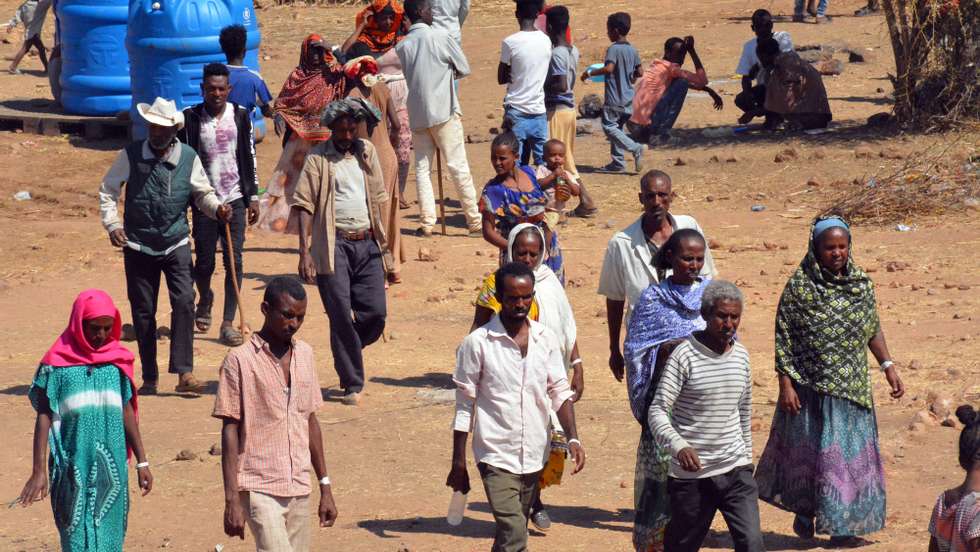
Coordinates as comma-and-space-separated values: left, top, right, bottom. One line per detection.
136, 97, 185, 129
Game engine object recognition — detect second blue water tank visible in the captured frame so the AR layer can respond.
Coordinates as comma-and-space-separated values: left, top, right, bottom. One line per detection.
58, 0, 131, 115
127, 0, 264, 139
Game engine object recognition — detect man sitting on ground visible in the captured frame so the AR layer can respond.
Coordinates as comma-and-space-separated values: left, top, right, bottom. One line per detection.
734, 9, 793, 125
627, 36, 722, 147
758, 37, 832, 131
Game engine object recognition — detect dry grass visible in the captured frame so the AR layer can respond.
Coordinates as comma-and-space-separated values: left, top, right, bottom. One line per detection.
822, 132, 980, 224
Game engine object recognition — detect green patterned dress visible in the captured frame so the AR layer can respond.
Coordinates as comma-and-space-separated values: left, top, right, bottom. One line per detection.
29, 363, 132, 552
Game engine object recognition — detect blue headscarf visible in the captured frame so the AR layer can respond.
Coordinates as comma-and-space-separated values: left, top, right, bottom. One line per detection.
812, 216, 849, 241
623, 278, 709, 425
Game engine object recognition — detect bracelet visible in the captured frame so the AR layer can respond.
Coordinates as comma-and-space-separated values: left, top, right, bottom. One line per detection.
135, 461, 150, 469
879, 360, 895, 371
319, 476, 331, 487
570, 358, 583, 367
567, 438, 583, 449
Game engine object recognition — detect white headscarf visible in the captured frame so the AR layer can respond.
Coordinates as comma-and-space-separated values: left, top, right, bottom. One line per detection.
506, 223, 577, 367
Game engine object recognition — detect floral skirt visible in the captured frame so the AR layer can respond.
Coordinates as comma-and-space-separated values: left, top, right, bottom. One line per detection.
755, 383, 886, 537
632, 427, 669, 552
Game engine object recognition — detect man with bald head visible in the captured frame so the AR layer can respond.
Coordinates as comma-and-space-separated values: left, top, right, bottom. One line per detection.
597, 169, 717, 381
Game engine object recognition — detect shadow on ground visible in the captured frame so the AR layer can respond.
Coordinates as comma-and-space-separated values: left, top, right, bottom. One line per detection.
370, 372, 454, 389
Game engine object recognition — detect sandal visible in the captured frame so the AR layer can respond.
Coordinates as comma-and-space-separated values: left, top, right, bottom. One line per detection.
195, 295, 213, 332
219, 324, 244, 347
137, 381, 158, 396
573, 205, 598, 218
399, 199, 411, 210
387, 272, 403, 285
175, 373, 204, 394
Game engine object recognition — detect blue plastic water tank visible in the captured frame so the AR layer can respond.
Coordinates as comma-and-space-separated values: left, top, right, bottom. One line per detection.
58, 0, 131, 116
127, 0, 264, 139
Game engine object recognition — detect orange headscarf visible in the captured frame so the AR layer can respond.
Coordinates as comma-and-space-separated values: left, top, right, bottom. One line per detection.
354, 0, 405, 54
274, 34, 347, 141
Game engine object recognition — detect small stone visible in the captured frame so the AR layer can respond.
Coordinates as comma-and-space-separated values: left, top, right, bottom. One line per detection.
417, 247, 439, 262
466, 133, 491, 144
209, 444, 222, 456
709, 155, 721, 163
486, 112, 496, 119
941, 416, 963, 429
908, 422, 926, 433
774, 148, 798, 163
885, 261, 909, 272
449, 284, 466, 292
855, 147, 875, 159
707, 238, 722, 249
759, 269, 768, 276
927, 392, 953, 419
927, 288, 938, 295
911, 284, 922, 291
595, 309, 605, 318
176, 449, 197, 461
751, 419, 762, 432
806, 178, 820, 187
848, 51, 865, 63
763, 241, 781, 250
489, 127, 500, 135
953, 313, 964, 320
958, 285, 970, 290
725, 156, 737, 163
673, 157, 687, 166
948, 368, 962, 377
475, 250, 484, 256
876, 87, 885, 93
426, 295, 446, 304
705, 195, 715, 202
810, 149, 827, 160
619, 481, 628, 489
750, 204, 766, 212
813, 58, 844, 75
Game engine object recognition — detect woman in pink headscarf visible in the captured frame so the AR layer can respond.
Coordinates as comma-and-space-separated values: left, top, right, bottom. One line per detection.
16, 289, 152, 552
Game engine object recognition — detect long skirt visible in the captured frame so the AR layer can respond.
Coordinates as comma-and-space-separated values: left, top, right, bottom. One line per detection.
755, 383, 886, 537
546, 108, 580, 180
633, 427, 669, 552
256, 134, 313, 234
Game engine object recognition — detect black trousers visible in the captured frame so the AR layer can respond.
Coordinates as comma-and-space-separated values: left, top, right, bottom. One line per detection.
315, 235, 386, 393
735, 84, 767, 114
123, 245, 195, 382
192, 199, 245, 323
664, 465, 765, 552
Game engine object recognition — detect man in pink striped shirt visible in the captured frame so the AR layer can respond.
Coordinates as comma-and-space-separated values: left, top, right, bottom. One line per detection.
627, 36, 723, 147
214, 276, 338, 551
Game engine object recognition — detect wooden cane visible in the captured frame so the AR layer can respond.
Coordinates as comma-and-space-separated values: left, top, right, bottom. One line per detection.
437, 147, 447, 235
224, 222, 247, 335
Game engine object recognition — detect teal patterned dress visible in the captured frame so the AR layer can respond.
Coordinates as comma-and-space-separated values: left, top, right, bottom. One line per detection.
29, 363, 132, 552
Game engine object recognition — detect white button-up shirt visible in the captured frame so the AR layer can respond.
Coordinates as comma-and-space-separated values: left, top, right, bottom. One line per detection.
597, 214, 717, 324
453, 316, 574, 475
396, 22, 470, 130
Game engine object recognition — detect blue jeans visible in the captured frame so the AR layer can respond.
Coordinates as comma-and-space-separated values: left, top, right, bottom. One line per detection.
795, 0, 828, 16
601, 105, 642, 169
504, 107, 548, 166
628, 79, 689, 144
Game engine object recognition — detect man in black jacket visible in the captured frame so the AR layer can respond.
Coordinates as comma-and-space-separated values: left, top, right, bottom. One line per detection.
180, 63, 259, 346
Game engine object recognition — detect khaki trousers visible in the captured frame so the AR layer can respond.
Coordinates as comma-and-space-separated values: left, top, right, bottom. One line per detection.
479, 463, 542, 552
240, 491, 312, 552
411, 114, 482, 231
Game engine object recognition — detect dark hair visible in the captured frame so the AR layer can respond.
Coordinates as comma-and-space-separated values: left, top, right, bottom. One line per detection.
607, 12, 631, 36
653, 228, 706, 271
640, 169, 671, 191
664, 37, 685, 55
219, 24, 247, 60
956, 405, 980, 470
404, 0, 429, 21
494, 262, 536, 299
264, 276, 307, 308
751, 8, 773, 26
543, 138, 565, 152
757, 36, 781, 58
516, 0, 539, 20
545, 5, 569, 36
203, 62, 230, 80
491, 131, 520, 155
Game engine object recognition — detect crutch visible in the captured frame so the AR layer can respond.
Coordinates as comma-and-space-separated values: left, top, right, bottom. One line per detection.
437, 147, 447, 235
224, 222, 248, 336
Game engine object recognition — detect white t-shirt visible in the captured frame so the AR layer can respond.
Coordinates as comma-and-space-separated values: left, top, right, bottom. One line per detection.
500, 30, 552, 115
333, 155, 370, 231
735, 31, 793, 85
200, 103, 241, 204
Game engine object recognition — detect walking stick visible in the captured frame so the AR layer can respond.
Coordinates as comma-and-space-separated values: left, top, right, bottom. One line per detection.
436, 147, 447, 235
224, 222, 247, 335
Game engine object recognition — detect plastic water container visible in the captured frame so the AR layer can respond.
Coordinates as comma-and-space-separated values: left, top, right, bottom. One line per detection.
447, 491, 467, 526
587, 62, 605, 83
58, 0, 131, 115
127, 0, 264, 139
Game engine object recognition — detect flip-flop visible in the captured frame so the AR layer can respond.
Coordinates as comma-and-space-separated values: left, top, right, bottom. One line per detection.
219, 325, 244, 347
195, 298, 212, 332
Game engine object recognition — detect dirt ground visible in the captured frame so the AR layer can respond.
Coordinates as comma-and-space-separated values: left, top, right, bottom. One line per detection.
0, 0, 978, 550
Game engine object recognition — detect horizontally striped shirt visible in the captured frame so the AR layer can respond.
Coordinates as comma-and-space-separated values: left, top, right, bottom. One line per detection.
649, 336, 752, 479
213, 334, 323, 497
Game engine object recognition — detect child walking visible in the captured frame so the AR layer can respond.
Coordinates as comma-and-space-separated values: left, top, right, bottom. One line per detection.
581, 11, 643, 174
928, 405, 980, 552
5, 0, 50, 75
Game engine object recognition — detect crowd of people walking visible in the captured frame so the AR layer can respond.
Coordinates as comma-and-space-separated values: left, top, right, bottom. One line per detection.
9, 0, 979, 551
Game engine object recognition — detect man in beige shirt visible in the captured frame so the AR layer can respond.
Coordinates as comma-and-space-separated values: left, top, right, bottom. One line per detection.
214, 276, 338, 551
292, 99, 391, 406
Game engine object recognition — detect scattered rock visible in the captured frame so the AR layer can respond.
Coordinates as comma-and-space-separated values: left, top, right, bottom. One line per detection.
911, 284, 922, 291
475, 250, 484, 256
673, 157, 687, 166
750, 418, 762, 432
575, 119, 599, 135
449, 284, 466, 292
705, 195, 715, 202
489, 127, 500, 135
578, 94, 603, 119
750, 204, 766, 212
907, 360, 922, 371
417, 247, 439, 262
957, 285, 970, 291
866, 112, 893, 127
913, 410, 939, 426
709, 155, 721, 163
885, 261, 910, 272
855, 147, 875, 158
176, 449, 197, 461
797, 49, 830, 63
566, 278, 583, 288
725, 156, 737, 163
927, 288, 938, 295
594, 309, 605, 318
908, 421, 926, 433
953, 313, 964, 320
876, 87, 885, 93
879, 147, 905, 160
927, 392, 953, 419
773, 148, 798, 163
707, 238, 722, 249
847, 50, 865, 63
486, 112, 496, 119
619, 480, 629, 489
948, 368, 962, 377
426, 295, 447, 304
759, 269, 768, 276
813, 58, 845, 75
809, 149, 827, 160
466, 133, 491, 144
941, 416, 963, 429
209, 443, 222, 456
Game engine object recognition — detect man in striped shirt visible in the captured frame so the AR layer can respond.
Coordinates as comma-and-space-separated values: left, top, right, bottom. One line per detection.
649, 280, 764, 552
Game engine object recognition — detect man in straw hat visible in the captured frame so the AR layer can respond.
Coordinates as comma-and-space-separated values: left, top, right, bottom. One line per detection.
99, 97, 233, 396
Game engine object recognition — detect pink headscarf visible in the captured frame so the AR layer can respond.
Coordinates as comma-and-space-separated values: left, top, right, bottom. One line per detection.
41, 290, 138, 419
